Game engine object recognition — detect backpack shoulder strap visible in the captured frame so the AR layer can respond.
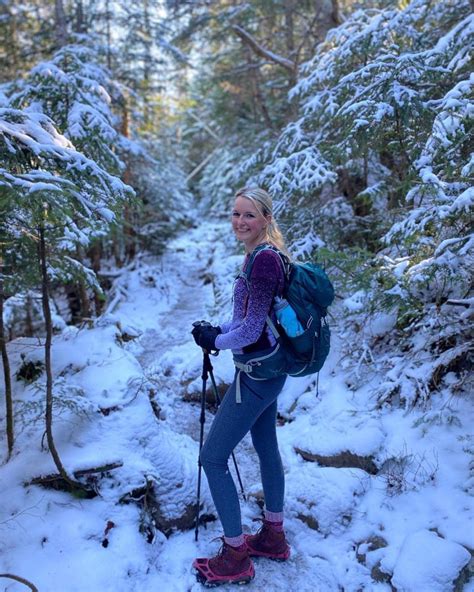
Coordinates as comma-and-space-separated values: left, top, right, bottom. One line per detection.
241, 243, 290, 282
238, 244, 289, 341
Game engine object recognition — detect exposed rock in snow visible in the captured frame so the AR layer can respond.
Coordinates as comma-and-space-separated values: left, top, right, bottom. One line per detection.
287, 409, 384, 473
356, 536, 392, 586
295, 447, 378, 474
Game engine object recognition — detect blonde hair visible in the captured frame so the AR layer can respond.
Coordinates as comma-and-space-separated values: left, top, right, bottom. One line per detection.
234, 186, 289, 256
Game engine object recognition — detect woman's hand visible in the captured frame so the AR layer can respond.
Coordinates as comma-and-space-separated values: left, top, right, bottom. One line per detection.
191, 322, 221, 351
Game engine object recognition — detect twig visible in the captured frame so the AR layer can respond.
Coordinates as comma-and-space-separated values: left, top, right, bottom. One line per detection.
0, 573, 39, 591
0, 497, 46, 526
73, 462, 123, 478
446, 299, 473, 308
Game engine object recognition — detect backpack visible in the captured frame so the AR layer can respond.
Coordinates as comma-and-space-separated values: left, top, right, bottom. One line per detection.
233, 244, 335, 382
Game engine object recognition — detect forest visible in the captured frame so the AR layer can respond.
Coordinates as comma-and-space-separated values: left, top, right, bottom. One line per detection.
0, 1, 473, 591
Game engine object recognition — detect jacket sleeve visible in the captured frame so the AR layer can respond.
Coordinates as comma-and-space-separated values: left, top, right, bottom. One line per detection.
215, 251, 282, 351
219, 319, 234, 334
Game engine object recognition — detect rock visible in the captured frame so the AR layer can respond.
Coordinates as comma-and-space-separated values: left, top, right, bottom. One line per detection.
356, 535, 388, 564
289, 411, 384, 475
182, 381, 229, 406
116, 424, 214, 539
454, 550, 474, 592
116, 321, 142, 342
356, 535, 393, 588
372, 562, 394, 588
295, 447, 378, 474
286, 465, 369, 535
391, 530, 471, 592
297, 513, 320, 531
120, 476, 216, 537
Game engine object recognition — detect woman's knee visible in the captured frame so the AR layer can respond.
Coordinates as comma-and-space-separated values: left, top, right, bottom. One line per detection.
200, 442, 227, 473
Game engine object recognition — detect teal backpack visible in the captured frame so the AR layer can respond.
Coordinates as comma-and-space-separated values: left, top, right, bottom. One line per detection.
233, 244, 335, 385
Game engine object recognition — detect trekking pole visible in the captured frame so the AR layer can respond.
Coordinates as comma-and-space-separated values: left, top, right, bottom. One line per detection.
207, 358, 246, 502
194, 348, 210, 542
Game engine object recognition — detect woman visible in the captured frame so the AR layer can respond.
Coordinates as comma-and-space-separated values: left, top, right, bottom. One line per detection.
191, 186, 290, 587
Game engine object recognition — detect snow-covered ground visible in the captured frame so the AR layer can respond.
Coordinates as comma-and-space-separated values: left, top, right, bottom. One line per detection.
1, 222, 473, 592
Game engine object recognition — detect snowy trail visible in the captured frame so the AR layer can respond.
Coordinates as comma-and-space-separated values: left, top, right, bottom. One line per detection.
122, 225, 234, 443
3, 223, 471, 592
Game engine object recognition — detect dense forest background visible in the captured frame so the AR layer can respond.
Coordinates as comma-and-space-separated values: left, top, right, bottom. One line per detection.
0, 1, 473, 590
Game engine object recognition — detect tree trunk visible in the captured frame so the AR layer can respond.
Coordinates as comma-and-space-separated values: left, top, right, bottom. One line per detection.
244, 48, 274, 130
283, 0, 298, 117
78, 280, 91, 321
25, 293, 34, 337
65, 282, 82, 324
331, 0, 341, 26
76, 248, 91, 321
38, 224, 73, 485
54, 0, 68, 47
119, 97, 136, 262
0, 265, 14, 459
1, 5, 20, 83
88, 242, 104, 316
105, 0, 112, 69
284, 0, 297, 87
74, 0, 87, 34
143, 0, 152, 127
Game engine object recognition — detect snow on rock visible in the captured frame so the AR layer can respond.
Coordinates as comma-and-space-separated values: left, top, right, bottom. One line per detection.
391, 530, 471, 592
137, 424, 207, 533
285, 463, 370, 535
285, 408, 385, 473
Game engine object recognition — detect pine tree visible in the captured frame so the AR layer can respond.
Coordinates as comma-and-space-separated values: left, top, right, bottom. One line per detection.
238, 0, 473, 406
0, 97, 132, 465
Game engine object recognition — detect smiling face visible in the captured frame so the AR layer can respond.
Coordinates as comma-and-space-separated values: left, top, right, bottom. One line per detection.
232, 196, 271, 252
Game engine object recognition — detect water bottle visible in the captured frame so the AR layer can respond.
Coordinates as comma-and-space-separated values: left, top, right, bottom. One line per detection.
274, 296, 304, 337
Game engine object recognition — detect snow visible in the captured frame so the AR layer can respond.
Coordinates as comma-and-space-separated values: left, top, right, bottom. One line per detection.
391, 530, 471, 592
288, 409, 385, 458
1, 220, 472, 591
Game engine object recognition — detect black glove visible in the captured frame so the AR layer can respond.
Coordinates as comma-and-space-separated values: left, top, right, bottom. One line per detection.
191, 320, 210, 346
191, 322, 221, 351
198, 325, 221, 351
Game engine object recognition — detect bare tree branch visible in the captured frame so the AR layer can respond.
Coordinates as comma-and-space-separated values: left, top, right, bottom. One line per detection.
231, 25, 296, 74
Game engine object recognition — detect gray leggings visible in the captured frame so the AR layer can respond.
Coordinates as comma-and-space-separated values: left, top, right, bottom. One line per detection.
200, 369, 287, 537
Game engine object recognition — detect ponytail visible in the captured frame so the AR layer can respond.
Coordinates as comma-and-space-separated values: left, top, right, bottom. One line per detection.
267, 219, 289, 257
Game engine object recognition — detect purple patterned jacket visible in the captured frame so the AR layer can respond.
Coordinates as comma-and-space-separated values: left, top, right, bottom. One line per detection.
215, 248, 285, 354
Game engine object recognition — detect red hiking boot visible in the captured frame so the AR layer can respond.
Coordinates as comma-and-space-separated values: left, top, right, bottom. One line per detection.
244, 520, 290, 561
193, 538, 255, 587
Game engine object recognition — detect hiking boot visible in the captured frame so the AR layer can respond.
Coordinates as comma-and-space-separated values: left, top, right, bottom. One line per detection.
244, 520, 290, 561
193, 538, 255, 587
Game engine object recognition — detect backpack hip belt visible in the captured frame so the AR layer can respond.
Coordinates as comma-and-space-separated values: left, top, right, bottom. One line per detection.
233, 342, 286, 402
